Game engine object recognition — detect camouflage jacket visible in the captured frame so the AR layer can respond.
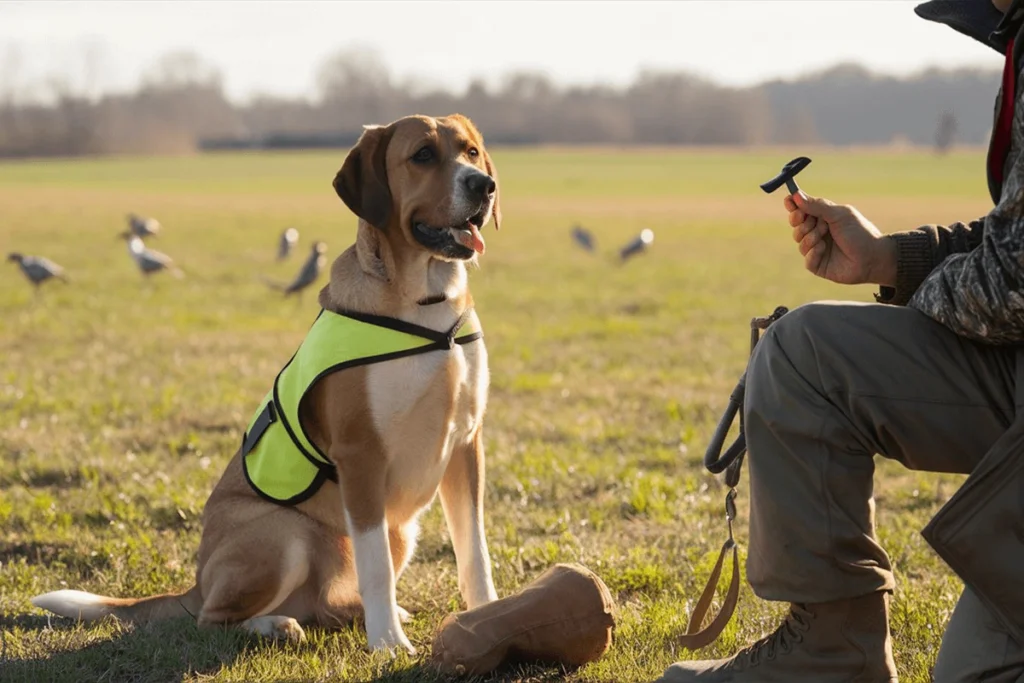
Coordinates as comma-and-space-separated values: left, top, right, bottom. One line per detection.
878, 1, 1024, 345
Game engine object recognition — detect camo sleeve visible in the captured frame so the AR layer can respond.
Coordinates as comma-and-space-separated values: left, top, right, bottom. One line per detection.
883, 52, 1024, 345
872, 52, 1024, 345
903, 179, 1024, 345
874, 218, 987, 306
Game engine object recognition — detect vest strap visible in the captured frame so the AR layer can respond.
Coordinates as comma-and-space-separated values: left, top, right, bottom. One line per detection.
242, 400, 277, 457
446, 308, 475, 348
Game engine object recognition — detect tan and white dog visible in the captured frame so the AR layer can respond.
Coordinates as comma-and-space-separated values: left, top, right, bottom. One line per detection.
31, 114, 502, 654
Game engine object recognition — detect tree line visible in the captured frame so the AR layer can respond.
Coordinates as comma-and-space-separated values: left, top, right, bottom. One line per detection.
0, 48, 1002, 158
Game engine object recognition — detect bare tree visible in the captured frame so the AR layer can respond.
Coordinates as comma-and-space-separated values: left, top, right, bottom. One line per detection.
80, 40, 107, 103
0, 46, 21, 106
315, 46, 397, 126
141, 50, 223, 92
316, 46, 392, 101
772, 104, 821, 145
0, 45, 1004, 158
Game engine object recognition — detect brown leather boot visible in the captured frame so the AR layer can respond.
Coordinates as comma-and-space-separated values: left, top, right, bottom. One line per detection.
656, 592, 898, 682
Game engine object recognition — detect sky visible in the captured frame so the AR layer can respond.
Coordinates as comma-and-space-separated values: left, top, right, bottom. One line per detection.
0, 0, 1006, 103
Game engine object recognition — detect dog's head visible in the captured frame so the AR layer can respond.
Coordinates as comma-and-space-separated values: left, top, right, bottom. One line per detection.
333, 114, 501, 262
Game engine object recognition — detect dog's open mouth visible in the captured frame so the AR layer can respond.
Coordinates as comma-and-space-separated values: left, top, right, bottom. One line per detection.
414, 209, 488, 257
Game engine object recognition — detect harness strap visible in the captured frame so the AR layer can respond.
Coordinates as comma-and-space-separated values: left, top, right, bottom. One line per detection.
333, 306, 479, 347
446, 307, 476, 348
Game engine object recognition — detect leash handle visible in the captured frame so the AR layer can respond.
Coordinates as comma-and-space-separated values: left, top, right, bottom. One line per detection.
678, 488, 741, 649
677, 538, 740, 650
702, 306, 787, 476
703, 378, 746, 474
679, 306, 788, 651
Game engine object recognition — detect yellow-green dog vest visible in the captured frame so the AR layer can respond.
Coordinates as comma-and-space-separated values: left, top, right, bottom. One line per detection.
241, 307, 483, 505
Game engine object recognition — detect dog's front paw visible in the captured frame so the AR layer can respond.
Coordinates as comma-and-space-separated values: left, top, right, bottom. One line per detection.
396, 605, 413, 623
242, 615, 307, 643
275, 617, 307, 643
367, 627, 416, 656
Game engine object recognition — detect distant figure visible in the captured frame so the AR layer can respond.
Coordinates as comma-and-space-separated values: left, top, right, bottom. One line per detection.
278, 227, 299, 261
619, 229, 654, 262
127, 213, 161, 239
119, 232, 183, 278
7, 252, 68, 296
263, 241, 327, 299
935, 110, 958, 155
571, 224, 596, 252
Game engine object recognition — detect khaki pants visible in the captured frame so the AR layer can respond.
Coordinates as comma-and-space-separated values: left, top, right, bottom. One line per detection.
743, 301, 1023, 680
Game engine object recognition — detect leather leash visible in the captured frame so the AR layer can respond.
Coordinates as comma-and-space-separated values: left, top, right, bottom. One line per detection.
677, 306, 788, 650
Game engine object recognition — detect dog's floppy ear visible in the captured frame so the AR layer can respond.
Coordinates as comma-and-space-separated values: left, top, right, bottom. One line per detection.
333, 124, 395, 230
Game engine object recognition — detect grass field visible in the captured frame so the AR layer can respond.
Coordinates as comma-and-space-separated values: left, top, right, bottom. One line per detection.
0, 145, 997, 682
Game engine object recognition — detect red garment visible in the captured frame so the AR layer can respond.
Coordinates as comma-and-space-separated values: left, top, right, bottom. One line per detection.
989, 39, 1017, 186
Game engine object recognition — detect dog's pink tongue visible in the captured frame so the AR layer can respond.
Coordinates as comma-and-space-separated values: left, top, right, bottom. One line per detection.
454, 223, 486, 254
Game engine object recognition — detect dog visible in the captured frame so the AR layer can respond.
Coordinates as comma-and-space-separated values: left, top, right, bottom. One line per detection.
31, 114, 502, 655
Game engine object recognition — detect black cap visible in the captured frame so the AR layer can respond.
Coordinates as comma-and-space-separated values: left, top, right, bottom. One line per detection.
914, 0, 1013, 52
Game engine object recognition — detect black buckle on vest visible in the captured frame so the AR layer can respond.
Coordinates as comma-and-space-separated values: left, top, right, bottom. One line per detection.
241, 401, 277, 457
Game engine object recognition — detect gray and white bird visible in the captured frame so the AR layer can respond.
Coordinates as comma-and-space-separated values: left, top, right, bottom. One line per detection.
619, 228, 655, 262
127, 213, 161, 239
119, 231, 183, 278
7, 252, 68, 295
571, 224, 596, 252
262, 241, 327, 299
277, 227, 299, 261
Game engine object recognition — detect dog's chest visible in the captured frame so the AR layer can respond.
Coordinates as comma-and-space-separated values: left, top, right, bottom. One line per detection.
365, 330, 488, 519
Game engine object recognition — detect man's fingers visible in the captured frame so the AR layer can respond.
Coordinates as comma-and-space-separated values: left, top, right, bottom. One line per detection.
798, 225, 825, 256
792, 215, 819, 243
798, 232, 813, 256
805, 240, 826, 274
794, 191, 841, 221
788, 209, 806, 228
783, 195, 797, 212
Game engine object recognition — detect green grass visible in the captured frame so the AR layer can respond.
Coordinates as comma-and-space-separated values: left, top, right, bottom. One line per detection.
0, 146, 995, 682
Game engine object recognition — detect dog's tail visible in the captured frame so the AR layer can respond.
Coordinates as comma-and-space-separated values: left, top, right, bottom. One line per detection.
31, 585, 201, 624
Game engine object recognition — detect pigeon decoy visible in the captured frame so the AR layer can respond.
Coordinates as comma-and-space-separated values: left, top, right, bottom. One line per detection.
119, 231, 183, 278
262, 241, 327, 300
619, 229, 654, 262
571, 224, 596, 252
277, 227, 299, 261
7, 252, 68, 296
127, 213, 161, 239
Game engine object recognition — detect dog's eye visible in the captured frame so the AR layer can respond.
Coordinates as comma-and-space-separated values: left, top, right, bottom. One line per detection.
411, 146, 434, 164
467, 147, 479, 158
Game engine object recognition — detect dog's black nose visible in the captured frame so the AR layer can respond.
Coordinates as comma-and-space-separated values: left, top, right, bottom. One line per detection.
464, 172, 496, 198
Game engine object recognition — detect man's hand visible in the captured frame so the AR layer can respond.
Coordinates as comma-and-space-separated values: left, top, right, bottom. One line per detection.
784, 192, 897, 287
